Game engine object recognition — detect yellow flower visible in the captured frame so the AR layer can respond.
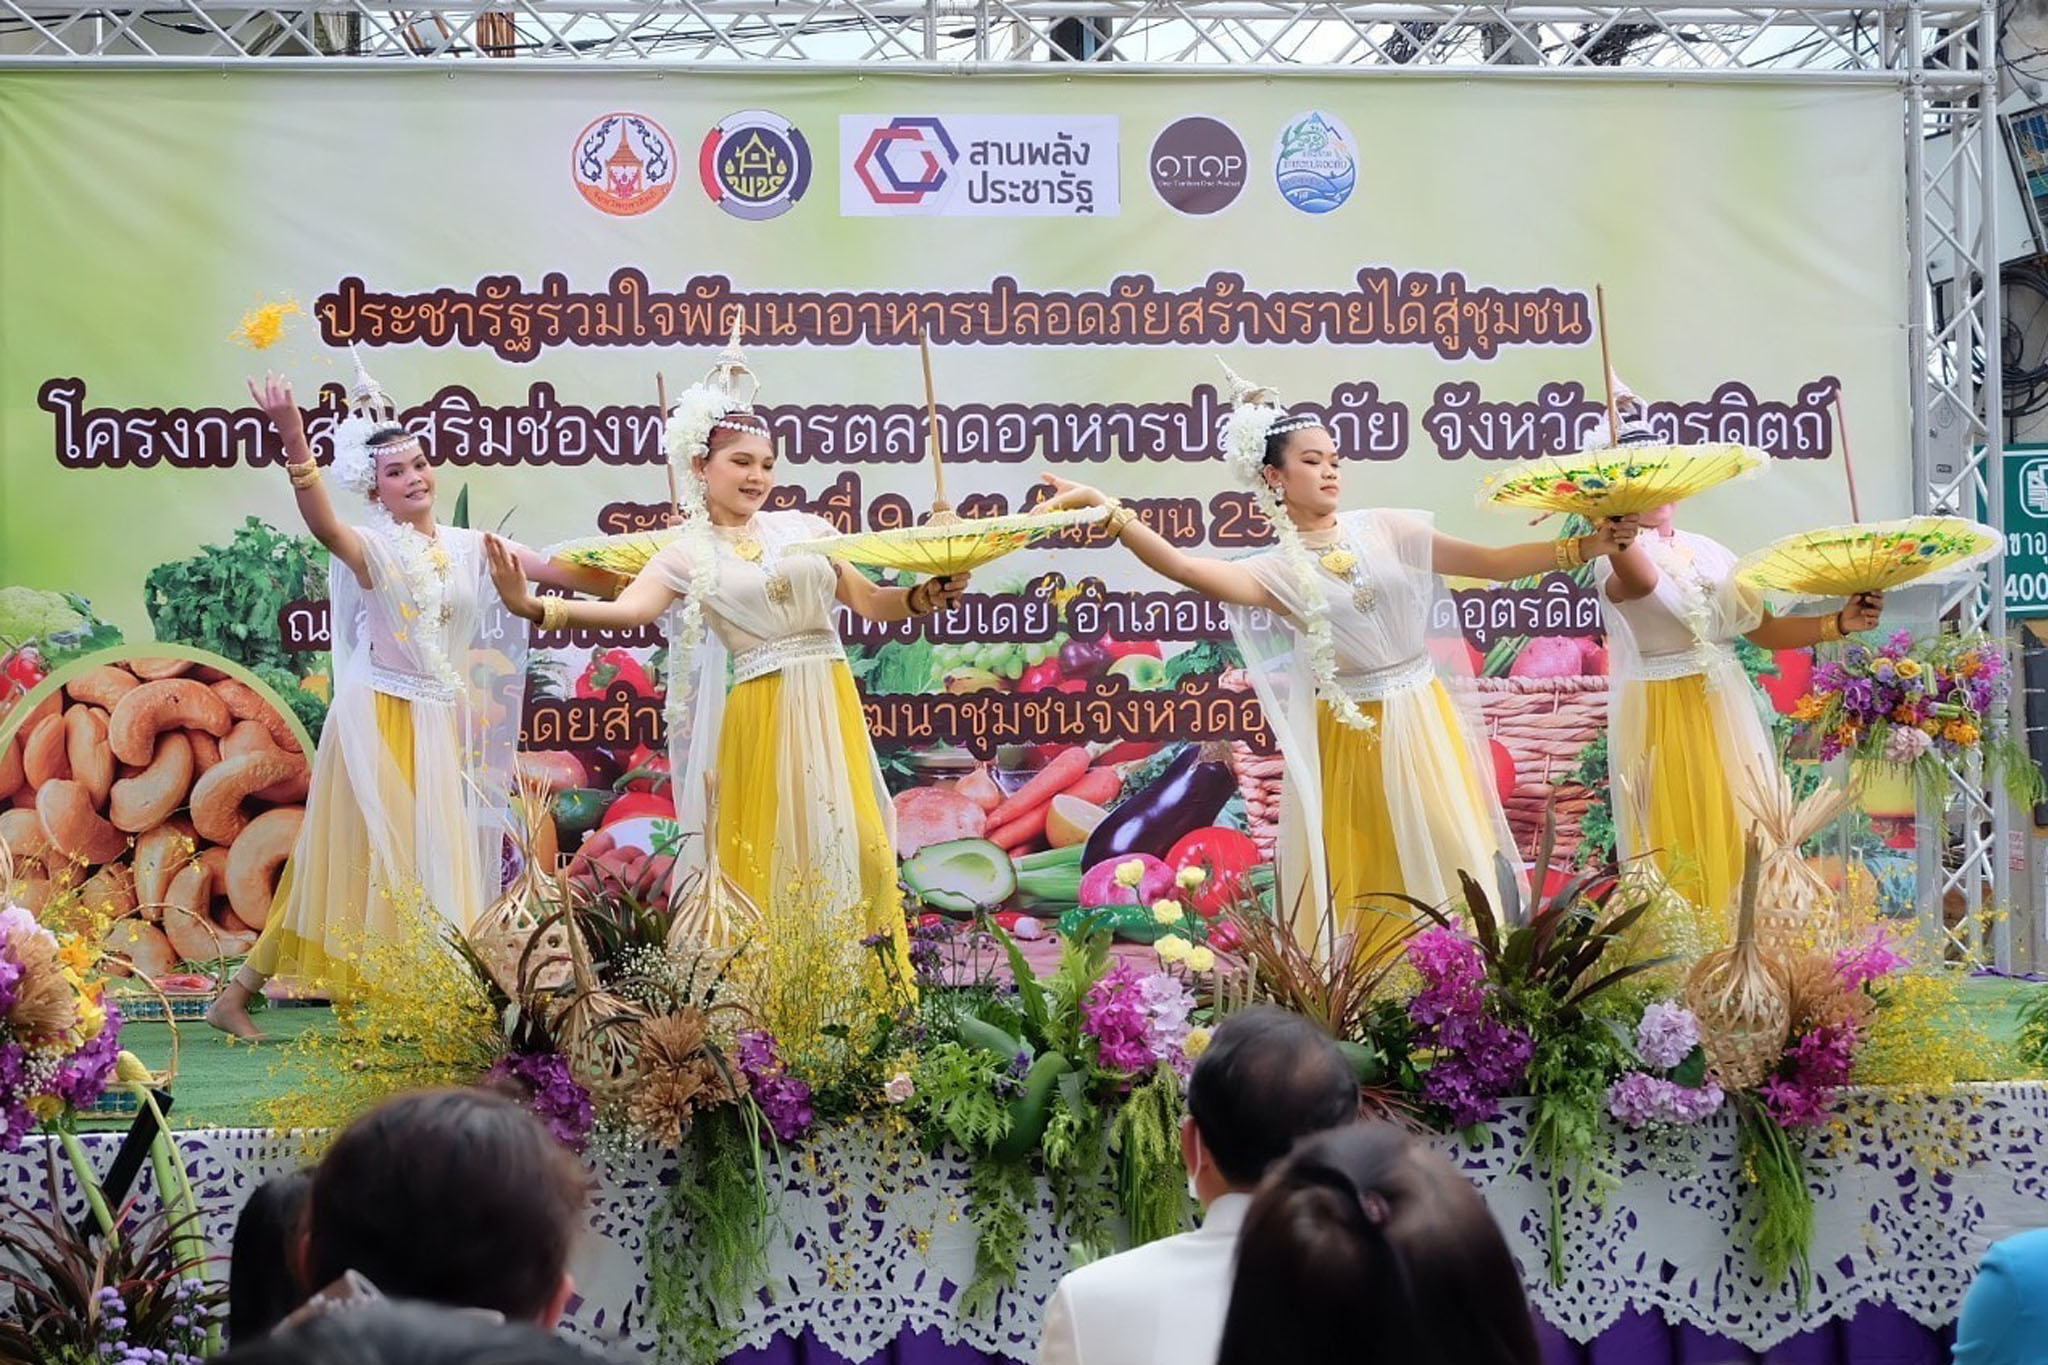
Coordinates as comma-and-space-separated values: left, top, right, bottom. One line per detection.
115, 1051, 153, 1086
1155, 934, 1192, 964
1319, 549, 1358, 576
1921, 719, 1943, 736
1896, 658, 1923, 679
56, 935, 97, 977
1793, 695, 1825, 721
1176, 865, 1208, 891
28, 1094, 60, 1121
1185, 946, 1217, 974
73, 995, 106, 1044
1114, 859, 1147, 889
1183, 1026, 1213, 1059
1150, 899, 1184, 925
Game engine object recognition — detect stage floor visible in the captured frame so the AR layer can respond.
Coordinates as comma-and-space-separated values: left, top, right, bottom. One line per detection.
93, 974, 2041, 1132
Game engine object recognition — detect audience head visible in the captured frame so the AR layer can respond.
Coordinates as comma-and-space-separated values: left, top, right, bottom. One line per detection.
215, 1298, 595, 1365
1217, 1121, 1539, 1365
1183, 1006, 1358, 1197
303, 1088, 590, 1326
228, 1168, 314, 1342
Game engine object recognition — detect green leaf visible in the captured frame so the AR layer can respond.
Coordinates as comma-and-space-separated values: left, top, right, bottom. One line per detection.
452, 484, 471, 530
1671, 1045, 1708, 1089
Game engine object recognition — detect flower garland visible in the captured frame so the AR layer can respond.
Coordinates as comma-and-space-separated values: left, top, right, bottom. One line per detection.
658, 382, 737, 727
1218, 364, 1373, 731
1, 897, 122, 1152
364, 508, 461, 693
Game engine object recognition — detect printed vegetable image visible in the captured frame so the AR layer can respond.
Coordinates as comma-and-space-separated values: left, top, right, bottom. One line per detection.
0, 647, 311, 988
899, 837, 1018, 916
1081, 742, 1236, 867
1164, 827, 1259, 918
1013, 844, 1083, 911
1507, 635, 1586, 680
1078, 853, 1174, 910
0, 587, 123, 678
1490, 739, 1518, 801
894, 786, 989, 859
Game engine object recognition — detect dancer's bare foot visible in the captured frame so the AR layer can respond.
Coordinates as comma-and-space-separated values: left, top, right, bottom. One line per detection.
205, 987, 266, 1041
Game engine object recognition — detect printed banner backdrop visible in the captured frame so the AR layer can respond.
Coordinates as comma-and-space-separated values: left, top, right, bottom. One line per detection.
0, 69, 1914, 884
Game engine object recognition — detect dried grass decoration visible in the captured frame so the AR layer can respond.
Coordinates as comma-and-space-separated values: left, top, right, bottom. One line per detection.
554, 906, 649, 1103
665, 773, 761, 954
1735, 768, 1858, 957
467, 778, 576, 997
1683, 836, 1791, 1091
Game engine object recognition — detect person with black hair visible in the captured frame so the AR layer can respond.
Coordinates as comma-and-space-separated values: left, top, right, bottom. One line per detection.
214, 1298, 600, 1365
209, 355, 618, 1040
299, 1088, 591, 1327
1036, 1007, 1359, 1365
228, 1169, 314, 1342
1217, 1121, 1540, 1365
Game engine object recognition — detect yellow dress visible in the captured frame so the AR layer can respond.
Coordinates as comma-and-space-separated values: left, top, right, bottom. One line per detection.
1237, 508, 1516, 960
651, 511, 911, 985
248, 525, 524, 998
1596, 529, 1774, 919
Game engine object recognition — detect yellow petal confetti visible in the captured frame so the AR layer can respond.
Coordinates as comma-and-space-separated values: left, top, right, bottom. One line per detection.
229, 296, 303, 351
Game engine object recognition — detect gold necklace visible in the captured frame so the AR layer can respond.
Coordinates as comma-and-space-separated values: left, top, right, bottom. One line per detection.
1301, 526, 1374, 611
717, 519, 792, 604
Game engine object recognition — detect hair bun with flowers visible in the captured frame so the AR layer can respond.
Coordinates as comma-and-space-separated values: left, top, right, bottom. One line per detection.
331, 343, 412, 499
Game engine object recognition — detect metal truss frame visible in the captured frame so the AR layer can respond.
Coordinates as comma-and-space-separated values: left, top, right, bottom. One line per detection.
0, 0, 2018, 961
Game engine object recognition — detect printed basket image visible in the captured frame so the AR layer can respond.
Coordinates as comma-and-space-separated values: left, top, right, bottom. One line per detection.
1475, 675, 1611, 859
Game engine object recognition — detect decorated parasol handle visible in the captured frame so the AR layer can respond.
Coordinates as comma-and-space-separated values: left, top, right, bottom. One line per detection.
916, 320, 958, 526
1832, 390, 1862, 524
656, 371, 678, 522
1595, 284, 1621, 446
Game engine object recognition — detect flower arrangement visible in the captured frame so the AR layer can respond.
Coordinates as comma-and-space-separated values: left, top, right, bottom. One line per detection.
1, 893, 122, 1153
1790, 630, 2042, 803
1606, 1002, 1723, 1129
1404, 926, 1532, 1128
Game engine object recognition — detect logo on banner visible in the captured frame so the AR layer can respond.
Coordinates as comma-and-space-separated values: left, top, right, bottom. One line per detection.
572, 112, 677, 217
1274, 111, 1357, 215
699, 110, 812, 221
1149, 116, 1247, 216
842, 115, 1119, 217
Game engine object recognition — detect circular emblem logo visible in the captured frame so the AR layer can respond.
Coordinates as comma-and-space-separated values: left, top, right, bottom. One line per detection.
1274, 111, 1358, 215
699, 110, 812, 221
571, 112, 677, 218
1149, 117, 1247, 216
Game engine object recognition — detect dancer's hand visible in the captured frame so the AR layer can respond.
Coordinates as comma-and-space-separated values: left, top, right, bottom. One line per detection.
1841, 591, 1884, 633
484, 533, 539, 620
1585, 515, 1641, 557
246, 372, 307, 443
927, 574, 970, 612
1039, 474, 1108, 512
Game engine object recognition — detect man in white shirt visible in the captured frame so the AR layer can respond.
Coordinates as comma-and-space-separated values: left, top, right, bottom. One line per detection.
1035, 1007, 1360, 1365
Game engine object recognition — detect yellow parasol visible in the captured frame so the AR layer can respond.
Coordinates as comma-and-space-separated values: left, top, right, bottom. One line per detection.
543, 527, 682, 580
1480, 443, 1765, 520
789, 322, 1105, 576
1734, 515, 2001, 600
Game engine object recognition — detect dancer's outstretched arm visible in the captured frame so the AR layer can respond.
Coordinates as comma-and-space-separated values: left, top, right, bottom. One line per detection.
1040, 476, 1276, 610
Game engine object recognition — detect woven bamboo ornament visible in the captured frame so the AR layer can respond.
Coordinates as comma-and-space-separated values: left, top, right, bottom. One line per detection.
554, 911, 648, 1103
1734, 767, 1857, 956
467, 778, 576, 998
1683, 835, 1791, 1091
1602, 768, 1718, 980
665, 772, 761, 954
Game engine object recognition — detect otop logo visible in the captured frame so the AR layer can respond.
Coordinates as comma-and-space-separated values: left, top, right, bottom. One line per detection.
571, 112, 677, 218
852, 116, 959, 207
841, 114, 1119, 217
698, 109, 812, 221
1148, 116, 1247, 216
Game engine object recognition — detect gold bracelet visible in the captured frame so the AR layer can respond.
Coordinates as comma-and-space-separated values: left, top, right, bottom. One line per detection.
287, 462, 322, 490
538, 596, 569, 634
1552, 536, 1576, 571
1818, 611, 1844, 644
1102, 500, 1136, 535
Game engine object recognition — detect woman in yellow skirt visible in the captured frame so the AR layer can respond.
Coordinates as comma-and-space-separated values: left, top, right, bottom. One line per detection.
208, 355, 613, 1039
485, 340, 963, 981
1043, 365, 1639, 959
1599, 499, 1881, 916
